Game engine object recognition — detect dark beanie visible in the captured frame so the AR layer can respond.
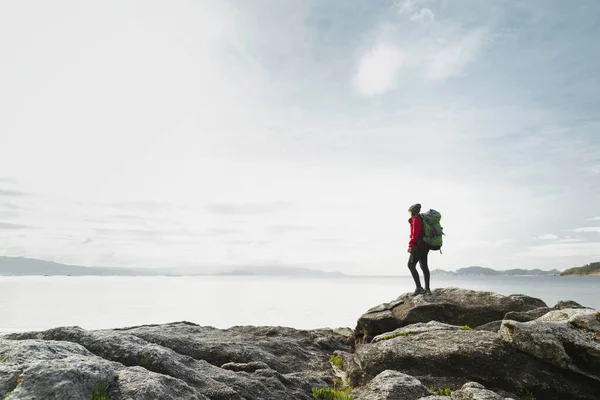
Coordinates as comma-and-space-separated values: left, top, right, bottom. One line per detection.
408, 203, 421, 215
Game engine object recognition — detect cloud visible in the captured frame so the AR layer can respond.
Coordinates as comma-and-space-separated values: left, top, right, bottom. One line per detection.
0, 222, 30, 230
104, 201, 186, 212
517, 242, 600, 258
205, 228, 240, 236
82, 237, 94, 244
536, 233, 558, 240
0, 202, 25, 210
267, 225, 313, 234
572, 227, 600, 233
410, 8, 435, 24
355, 44, 404, 96
205, 202, 290, 216
426, 29, 488, 80
588, 217, 600, 221
93, 227, 198, 239
394, 0, 430, 15
0, 178, 16, 184
0, 188, 27, 197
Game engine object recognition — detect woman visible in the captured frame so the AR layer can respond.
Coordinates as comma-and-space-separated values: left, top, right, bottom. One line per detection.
407, 203, 431, 295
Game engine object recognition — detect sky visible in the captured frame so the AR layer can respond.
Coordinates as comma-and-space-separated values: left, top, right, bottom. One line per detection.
0, 0, 599, 274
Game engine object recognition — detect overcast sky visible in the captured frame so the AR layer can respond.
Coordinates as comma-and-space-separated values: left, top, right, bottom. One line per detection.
1, 0, 599, 274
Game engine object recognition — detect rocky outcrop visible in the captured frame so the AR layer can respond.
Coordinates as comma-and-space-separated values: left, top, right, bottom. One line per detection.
500, 308, 600, 381
1, 288, 598, 400
0, 323, 353, 400
344, 325, 600, 399
355, 288, 547, 342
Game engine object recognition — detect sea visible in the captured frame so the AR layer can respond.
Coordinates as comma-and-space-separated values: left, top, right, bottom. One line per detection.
0, 275, 598, 333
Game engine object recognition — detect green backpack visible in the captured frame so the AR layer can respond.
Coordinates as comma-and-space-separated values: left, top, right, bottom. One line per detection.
419, 209, 444, 251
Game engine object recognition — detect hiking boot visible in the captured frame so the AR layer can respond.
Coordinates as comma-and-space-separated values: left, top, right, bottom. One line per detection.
413, 287, 426, 295
424, 288, 432, 295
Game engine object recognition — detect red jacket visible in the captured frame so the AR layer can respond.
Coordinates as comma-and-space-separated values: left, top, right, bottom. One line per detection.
409, 216, 425, 248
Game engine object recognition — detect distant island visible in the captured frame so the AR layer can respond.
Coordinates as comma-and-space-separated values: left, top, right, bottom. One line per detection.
0, 256, 344, 278
560, 262, 600, 276
431, 266, 561, 276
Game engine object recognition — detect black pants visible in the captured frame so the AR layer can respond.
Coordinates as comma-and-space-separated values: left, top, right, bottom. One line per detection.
408, 247, 430, 289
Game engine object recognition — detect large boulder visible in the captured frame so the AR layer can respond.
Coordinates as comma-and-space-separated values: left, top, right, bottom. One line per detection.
351, 370, 433, 399
500, 308, 600, 381
355, 288, 547, 342
346, 323, 600, 400
1, 322, 354, 400
0, 338, 123, 400
451, 382, 514, 400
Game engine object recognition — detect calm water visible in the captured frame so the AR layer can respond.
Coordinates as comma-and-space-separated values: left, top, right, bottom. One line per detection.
0, 275, 598, 333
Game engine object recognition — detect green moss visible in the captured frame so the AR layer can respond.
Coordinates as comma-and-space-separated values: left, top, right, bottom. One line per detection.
311, 387, 354, 400
503, 322, 516, 335
517, 384, 536, 400
329, 355, 344, 369
460, 325, 472, 330
429, 387, 452, 396
92, 380, 112, 400
140, 353, 150, 365
382, 331, 410, 340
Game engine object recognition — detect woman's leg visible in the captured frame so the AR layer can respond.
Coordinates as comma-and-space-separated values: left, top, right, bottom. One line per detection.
419, 249, 430, 290
408, 250, 423, 289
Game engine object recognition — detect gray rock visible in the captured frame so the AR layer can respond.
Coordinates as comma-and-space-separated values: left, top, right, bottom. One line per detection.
417, 397, 451, 400
109, 367, 209, 400
1, 322, 354, 400
355, 288, 547, 343
554, 300, 588, 310
372, 321, 463, 343
503, 307, 552, 322
352, 370, 433, 400
221, 361, 270, 372
474, 321, 502, 332
451, 381, 505, 399
499, 308, 600, 381
349, 324, 600, 400
0, 338, 120, 400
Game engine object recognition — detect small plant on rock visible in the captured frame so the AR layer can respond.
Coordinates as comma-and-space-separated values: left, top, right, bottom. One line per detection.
460, 325, 472, 330
311, 387, 354, 400
503, 322, 516, 335
329, 355, 344, 369
383, 331, 409, 340
517, 384, 536, 400
92, 380, 111, 400
429, 387, 452, 396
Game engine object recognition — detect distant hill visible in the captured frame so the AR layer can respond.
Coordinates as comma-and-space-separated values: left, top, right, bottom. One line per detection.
0, 256, 345, 277
560, 262, 600, 276
215, 267, 344, 277
431, 266, 560, 276
0, 257, 158, 276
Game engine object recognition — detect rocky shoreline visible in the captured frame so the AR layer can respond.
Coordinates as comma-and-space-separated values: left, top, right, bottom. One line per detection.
1, 287, 599, 399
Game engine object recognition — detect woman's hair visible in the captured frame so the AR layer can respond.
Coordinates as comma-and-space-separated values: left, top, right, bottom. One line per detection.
408, 203, 421, 216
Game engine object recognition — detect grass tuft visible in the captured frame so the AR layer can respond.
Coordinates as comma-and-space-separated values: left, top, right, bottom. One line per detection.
517, 384, 536, 400
311, 387, 354, 400
92, 380, 112, 400
329, 355, 344, 369
382, 331, 410, 340
429, 387, 452, 396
